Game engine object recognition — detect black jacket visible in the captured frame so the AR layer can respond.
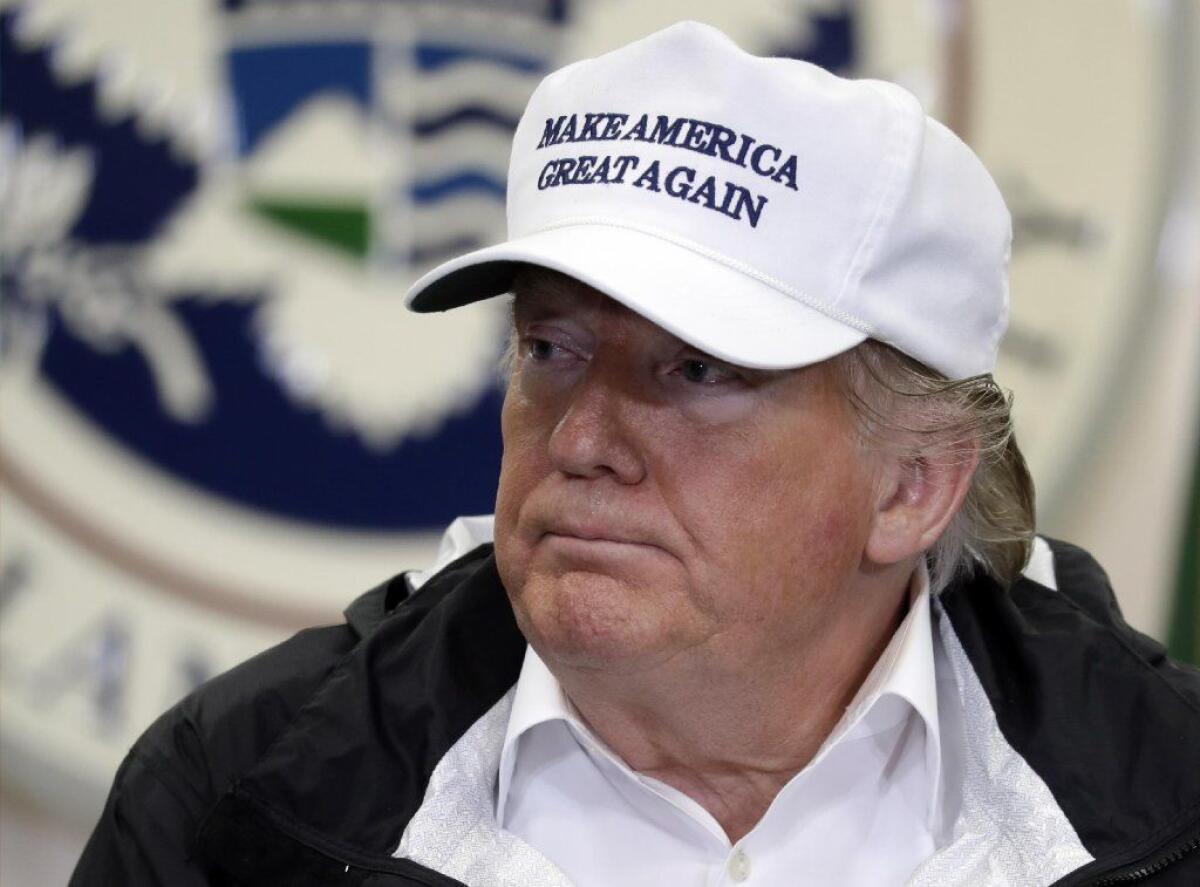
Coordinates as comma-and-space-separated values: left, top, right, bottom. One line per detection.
71, 539, 1200, 886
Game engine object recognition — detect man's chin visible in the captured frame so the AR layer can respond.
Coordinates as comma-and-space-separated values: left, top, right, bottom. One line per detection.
511, 571, 680, 674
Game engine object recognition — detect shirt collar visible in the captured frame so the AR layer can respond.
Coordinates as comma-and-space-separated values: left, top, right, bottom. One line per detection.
830, 559, 942, 821
496, 561, 942, 826
496, 643, 578, 824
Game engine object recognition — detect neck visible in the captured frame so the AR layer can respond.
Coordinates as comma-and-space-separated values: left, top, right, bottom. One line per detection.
547, 560, 916, 843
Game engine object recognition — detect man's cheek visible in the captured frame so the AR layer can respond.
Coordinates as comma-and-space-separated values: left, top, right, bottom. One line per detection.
495, 532, 534, 609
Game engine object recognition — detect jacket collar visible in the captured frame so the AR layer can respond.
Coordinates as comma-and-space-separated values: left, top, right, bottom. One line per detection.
196, 544, 528, 885
936, 537, 1200, 882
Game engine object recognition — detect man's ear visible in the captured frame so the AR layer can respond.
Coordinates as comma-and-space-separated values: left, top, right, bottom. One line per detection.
865, 442, 979, 566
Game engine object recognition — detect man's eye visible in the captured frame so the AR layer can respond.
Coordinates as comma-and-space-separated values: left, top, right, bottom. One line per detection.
526, 338, 559, 361
678, 358, 737, 385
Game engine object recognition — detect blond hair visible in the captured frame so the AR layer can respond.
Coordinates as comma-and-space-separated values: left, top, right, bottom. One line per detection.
831, 340, 1036, 593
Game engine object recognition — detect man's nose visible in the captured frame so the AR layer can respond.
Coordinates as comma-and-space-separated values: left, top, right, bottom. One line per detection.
547, 370, 646, 484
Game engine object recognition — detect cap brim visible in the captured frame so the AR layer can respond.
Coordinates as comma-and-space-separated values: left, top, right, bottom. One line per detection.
405, 223, 867, 371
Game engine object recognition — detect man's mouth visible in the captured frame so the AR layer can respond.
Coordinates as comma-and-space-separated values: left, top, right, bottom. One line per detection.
540, 521, 664, 553
541, 533, 667, 563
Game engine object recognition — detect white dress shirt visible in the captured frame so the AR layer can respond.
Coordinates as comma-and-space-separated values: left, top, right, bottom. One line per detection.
496, 566, 945, 886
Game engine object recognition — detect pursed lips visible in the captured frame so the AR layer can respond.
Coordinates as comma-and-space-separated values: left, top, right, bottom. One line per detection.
538, 520, 666, 553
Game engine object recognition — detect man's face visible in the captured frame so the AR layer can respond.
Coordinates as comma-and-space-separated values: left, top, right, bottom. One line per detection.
494, 274, 883, 679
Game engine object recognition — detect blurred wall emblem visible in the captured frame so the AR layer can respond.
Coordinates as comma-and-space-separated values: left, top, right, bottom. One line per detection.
1, 1, 573, 534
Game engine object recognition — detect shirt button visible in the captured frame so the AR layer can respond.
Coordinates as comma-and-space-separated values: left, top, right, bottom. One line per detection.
727, 847, 752, 882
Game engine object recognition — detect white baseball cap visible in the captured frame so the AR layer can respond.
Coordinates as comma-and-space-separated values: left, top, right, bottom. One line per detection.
405, 20, 1011, 379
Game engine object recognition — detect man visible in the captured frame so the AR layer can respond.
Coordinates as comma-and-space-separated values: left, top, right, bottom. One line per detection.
72, 21, 1199, 886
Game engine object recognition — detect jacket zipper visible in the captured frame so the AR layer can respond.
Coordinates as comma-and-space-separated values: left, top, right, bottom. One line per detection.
1086, 833, 1200, 885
